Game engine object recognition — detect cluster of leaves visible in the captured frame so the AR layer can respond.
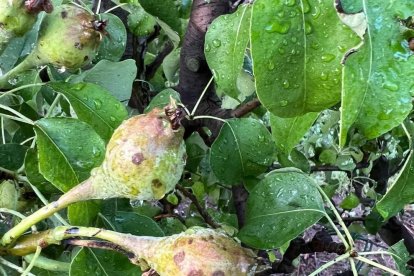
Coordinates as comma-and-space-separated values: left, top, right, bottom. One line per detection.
0, 0, 414, 275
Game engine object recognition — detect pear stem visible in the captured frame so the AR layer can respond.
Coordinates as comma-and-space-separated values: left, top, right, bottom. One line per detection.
0, 53, 42, 89
1, 178, 96, 246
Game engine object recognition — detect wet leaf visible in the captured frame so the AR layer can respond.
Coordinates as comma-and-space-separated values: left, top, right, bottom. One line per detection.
210, 118, 275, 185
270, 112, 318, 154
389, 240, 411, 275
0, 143, 28, 171
238, 169, 325, 249
35, 118, 105, 192
340, 1, 414, 146
144, 88, 181, 113
205, 4, 251, 99
48, 82, 128, 142
251, 0, 360, 117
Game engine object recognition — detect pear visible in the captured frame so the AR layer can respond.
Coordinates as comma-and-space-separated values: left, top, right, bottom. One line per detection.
1, 104, 186, 246
0, 0, 53, 54
0, 4, 105, 88
3, 227, 256, 275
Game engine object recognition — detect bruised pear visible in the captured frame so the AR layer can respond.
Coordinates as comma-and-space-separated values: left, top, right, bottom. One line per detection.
134, 227, 256, 275
87, 106, 186, 200
0, 4, 105, 88
1, 104, 186, 246
3, 227, 256, 275
34, 4, 103, 68
0, 0, 53, 54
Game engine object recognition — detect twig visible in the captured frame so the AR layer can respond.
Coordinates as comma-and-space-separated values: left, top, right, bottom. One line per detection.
231, 99, 261, 118
145, 41, 174, 80
175, 185, 220, 228
310, 162, 370, 172
63, 239, 136, 260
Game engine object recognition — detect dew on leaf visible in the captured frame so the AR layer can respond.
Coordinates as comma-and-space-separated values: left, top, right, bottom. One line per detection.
282, 80, 290, 88
264, 21, 291, 34
93, 99, 102, 110
321, 54, 335, 62
320, 72, 328, 81
212, 39, 221, 48
284, 0, 295, 7
280, 100, 288, 107
382, 81, 399, 91
205, 44, 211, 52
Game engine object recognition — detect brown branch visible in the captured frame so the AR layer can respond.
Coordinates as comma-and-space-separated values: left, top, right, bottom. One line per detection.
232, 99, 261, 118
63, 239, 136, 260
175, 184, 220, 228
310, 162, 370, 172
145, 40, 174, 80
153, 213, 185, 224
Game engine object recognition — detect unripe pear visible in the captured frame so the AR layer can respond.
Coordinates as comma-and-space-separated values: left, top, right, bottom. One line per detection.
0, 0, 53, 54
0, 4, 105, 88
135, 227, 256, 275
87, 106, 186, 200
1, 104, 186, 246
34, 4, 103, 69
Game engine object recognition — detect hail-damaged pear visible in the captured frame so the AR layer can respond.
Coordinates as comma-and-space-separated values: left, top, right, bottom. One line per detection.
135, 227, 256, 275
1, 103, 186, 246
0, 0, 53, 54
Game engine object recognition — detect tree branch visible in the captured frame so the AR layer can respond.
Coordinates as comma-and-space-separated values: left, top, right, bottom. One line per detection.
175, 184, 220, 229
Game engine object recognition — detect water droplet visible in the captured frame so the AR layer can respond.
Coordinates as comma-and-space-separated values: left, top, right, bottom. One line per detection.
284, 0, 295, 6
278, 47, 286, 54
302, 0, 311, 13
268, 61, 275, 70
282, 80, 290, 88
312, 6, 321, 19
93, 99, 102, 110
205, 44, 211, 52
291, 36, 297, 43
264, 21, 291, 34
320, 72, 328, 81
310, 41, 320, 50
382, 81, 399, 91
212, 39, 221, 48
304, 21, 313, 34
110, 116, 116, 122
280, 100, 288, 107
321, 54, 335, 62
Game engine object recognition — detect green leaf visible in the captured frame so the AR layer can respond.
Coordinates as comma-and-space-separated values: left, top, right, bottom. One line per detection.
70, 248, 141, 276
185, 132, 208, 173
251, 0, 360, 117
376, 148, 414, 220
389, 240, 411, 275
35, 118, 105, 192
0, 143, 28, 171
68, 201, 101, 227
24, 148, 59, 194
340, 1, 414, 146
72, 59, 137, 102
270, 112, 318, 154
205, 4, 251, 99
47, 82, 128, 142
144, 88, 181, 113
138, 0, 182, 36
238, 169, 325, 249
94, 13, 127, 62
210, 118, 275, 185
111, 211, 165, 237
0, 180, 18, 209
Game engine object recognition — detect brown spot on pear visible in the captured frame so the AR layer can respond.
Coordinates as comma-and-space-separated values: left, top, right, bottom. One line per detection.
136, 227, 255, 275
89, 107, 186, 200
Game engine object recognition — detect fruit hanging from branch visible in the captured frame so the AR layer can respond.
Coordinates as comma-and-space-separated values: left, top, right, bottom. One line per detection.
1, 102, 186, 246
0, 4, 106, 88
2, 226, 256, 275
0, 0, 53, 54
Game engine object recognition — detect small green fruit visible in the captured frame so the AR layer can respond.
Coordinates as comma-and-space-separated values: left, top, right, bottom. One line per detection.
35, 4, 104, 69
0, 0, 52, 53
138, 227, 255, 275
